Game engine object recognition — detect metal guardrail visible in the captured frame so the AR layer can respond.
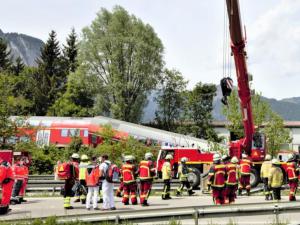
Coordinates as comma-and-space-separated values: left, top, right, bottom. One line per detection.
4, 201, 300, 224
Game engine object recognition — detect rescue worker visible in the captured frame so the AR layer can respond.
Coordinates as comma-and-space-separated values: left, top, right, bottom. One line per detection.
63, 153, 79, 209
0, 157, 14, 214
11, 157, 28, 204
85, 156, 100, 210
286, 153, 298, 201
116, 157, 125, 198
99, 154, 116, 210
121, 155, 138, 205
78, 154, 89, 204
268, 159, 283, 201
161, 154, 173, 200
139, 152, 156, 206
260, 154, 273, 200
225, 156, 238, 204
207, 153, 226, 205
176, 157, 195, 196
238, 153, 252, 196
18, 157, 29, 203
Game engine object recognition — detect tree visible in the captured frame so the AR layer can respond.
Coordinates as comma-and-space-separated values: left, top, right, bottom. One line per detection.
36, 30, 67, 115
264, 112, 292, 157
11, 56, 25, 75
154, 69, 187, 131
222, 89, 292, 155
0, 37, 12, 72
79, 6, 164, 122
187, 82, 219, 141
63, 28, 78, 73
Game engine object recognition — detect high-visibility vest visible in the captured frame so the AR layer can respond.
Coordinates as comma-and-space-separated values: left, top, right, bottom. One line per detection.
12, 163, 28, 180
139, 160, 155, 181
268, 166, 283, 188
260, 161, 272, 178
122, 164, 135, 184
240, 159, 251, 175
71, 161, 79, 179
162, 162, 171, 180
226, 163, 238, 185
85, 166, 100, 186
286, 162, 297, 180
208, 164, 226, 188
177, 163, 191, 181
79, 162, 89, 180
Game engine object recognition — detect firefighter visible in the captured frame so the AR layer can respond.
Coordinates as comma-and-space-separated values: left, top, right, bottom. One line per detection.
116, 157, 125, 198
78, 154, 89, 204
121, 155, 138, 205
286, 153, 298, 201
139, 152, 156, 206
176, 157, 195, 196
162, 154, 173, 200
0, 157, 14, 214
85, 156, 100, 210
225, 156, 238, 204
63, 153, 79, 209
238, 153, 252, 196
268, 159, 283, 201
10, 157, 28, 204
18, 157, 29, 203
260, 154, 272, 200
207, 153, 226, 205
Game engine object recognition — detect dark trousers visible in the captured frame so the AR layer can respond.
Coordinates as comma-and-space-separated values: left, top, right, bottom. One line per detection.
177, 180, 192, 194
64, 178, 75, 198
162, 179, 171, 199
262, 178, 271, 198
272, 187, 281, 200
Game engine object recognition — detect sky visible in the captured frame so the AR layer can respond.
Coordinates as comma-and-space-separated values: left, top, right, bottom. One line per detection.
1, 0, 300, 100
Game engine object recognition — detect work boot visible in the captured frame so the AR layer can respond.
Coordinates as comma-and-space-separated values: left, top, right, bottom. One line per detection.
74, 198, 80, 203
176, 192, 181, 197
265, 195, 269, 201
19, 198, 27, 202
64, 206, 74, 210
0, 205, 10, 215
247, 190, 250, 196
238, 189, 242, 196
97, 199, 103, 203
81, 199, 86, 204
189, 191, 196, 196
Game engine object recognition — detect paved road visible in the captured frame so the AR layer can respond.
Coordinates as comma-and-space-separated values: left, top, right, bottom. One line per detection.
1, 192, 300, 224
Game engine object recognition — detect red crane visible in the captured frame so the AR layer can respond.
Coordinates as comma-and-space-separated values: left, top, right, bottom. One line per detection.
223, 0, 266, 163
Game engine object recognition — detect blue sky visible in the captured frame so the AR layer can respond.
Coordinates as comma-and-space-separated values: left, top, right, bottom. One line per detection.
1, 0, 300, 99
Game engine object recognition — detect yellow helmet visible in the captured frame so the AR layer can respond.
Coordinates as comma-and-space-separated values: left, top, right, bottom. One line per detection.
81, 154, 88, 161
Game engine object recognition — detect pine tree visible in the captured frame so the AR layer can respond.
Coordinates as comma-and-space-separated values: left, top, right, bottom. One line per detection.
35, 30, 66, 115
0, 37, 12, 72
12, 56, 25, 75
63, 28, 78, 73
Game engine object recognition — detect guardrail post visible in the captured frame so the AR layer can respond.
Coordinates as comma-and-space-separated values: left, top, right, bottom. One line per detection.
274, 204, 279, 224
194, 208, 199, 225
115, 215, 120, 224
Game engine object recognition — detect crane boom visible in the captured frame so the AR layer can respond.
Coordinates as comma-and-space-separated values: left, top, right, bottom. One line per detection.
225, 0, 265, 161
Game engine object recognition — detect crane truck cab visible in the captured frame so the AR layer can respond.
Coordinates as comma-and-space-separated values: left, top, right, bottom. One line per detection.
156, 147, 214, 188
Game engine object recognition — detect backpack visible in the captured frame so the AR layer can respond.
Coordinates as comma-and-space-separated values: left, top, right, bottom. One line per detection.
105, 164, 120, 183
57, 162, 71, 180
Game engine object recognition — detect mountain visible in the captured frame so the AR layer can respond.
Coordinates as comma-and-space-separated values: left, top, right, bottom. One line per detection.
143, 85, 300, 122
0, 29, 44, 66
214, 85, 300, 121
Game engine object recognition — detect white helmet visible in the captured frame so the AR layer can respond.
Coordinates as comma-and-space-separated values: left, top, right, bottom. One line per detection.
125, 155, 134, 162
242, 153, 248, 159
71, 153, 80, 159
287, 153, 295, 161
231, 156, 239, 164
213, 153, 221, 161
265, 154, 271, 161
271, 159, 280, 165
145, 152, 153, 160
180, 157, 188, 163
165, 154, 173, 160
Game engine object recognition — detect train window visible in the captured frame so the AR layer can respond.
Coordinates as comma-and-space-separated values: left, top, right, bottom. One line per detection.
160, 150, 175, 159
70, 129, 80, 137
61, 129, 68, 137
83, 129, 89, 137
